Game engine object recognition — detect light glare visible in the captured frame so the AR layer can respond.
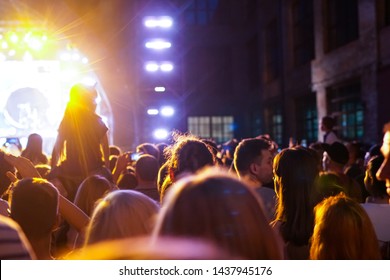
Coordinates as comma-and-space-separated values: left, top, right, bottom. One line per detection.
145, 62, 159, 72
147, 109, 159, 115
145, 40, 172, 50
153, 128, 169, 140
144, 16, 173, 28
160, 106, 175, 117
160, 62, 173, 72
154, 86, 166, 92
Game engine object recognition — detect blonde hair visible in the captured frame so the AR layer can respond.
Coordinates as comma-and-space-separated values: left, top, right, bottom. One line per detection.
154, 167, 282, 259
310, 193, 381, 259
74, 175, 117, 217
85, 190, 159, 246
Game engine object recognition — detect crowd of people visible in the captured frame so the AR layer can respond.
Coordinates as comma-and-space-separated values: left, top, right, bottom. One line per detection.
0, 84, 390, 260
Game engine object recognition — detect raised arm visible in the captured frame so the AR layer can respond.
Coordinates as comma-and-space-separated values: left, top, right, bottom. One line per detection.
4, 154, 89, 232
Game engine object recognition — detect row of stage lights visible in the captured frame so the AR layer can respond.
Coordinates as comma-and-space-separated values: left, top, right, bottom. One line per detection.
0, 29, 89, 64
143, 16, 175, 140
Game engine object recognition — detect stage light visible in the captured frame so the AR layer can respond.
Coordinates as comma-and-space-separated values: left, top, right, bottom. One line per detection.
154, 86, 166, 92
23, 51, 33, 61
82, 57, 89, 64
60, 52, 72, 61
28, 38, 43, 51
8, 49, 16, 56
145, 39, 172, 50
2, 42, 8, 49
160, 106, 175, 117
147, 108, 159, 115
153, 128, 169, 140
10, 33, 18, 43
144, 16, 173, 28
145, 62, 159, 72
82, 76, 97, 87
72, 53, 80, 61
160, 62, 173, 72
0, 53, 6, 61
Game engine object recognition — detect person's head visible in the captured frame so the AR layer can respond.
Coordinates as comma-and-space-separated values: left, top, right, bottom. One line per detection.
160, 133, 215, 201
365, 155, 388, 199
117, 172, 138, 190
320, 116, 336, 132
85, 190, 159, 246
364, 144, 381, 167
317, 171, 346, 200
377, 122, 390, 195
9, 178, 59, 240
322, 142, 349, 171
24, 133, 43, 152
154, 167, 283, 259
68, 83, 97, 111
135, 154, 159, 183
156, 142, 169, 166
136, 143, 160, 161
233, 138, 273, 186
310, 193, 381, 259
273, 147, 320, 246
109, 145, 122, 156
74, 175, 118, 217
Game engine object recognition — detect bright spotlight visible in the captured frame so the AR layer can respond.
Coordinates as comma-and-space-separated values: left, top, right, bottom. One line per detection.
144, 16, 173, 28
8, 49, 16, 56
145, 62, 159, 72
10, 33, 18, 43
23, 51, 33, 61
147, 108, 159, 115
82, 76, 97, 87
160, 106, 175, 117
154, 86, 166, 92
153, 128, 169, 140
145, 39, 172, 50
0, 53, 6, 61
160, 62, 173, 72
2, 42, 8, 49
72, 53, 81, 61
28, 38, 43, 51
60, 52, 71, 61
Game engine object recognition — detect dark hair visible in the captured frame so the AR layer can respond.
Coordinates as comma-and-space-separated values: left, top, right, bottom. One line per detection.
155, 167, 282, 259
160, 133, 215, 202
321, 116, 336, 130
136, 143, 160, 161
273, 147, 320, 246
135, 155, 159, 182
233, 138, 271, 175
10, 178, 59, 238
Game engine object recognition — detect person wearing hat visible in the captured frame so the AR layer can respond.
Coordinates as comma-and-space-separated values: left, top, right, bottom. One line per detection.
322, 141, 363, 202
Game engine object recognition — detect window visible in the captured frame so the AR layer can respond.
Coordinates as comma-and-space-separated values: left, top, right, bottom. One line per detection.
291, 0, 314, 66
265, 106, 283, 146
296, 95, 318, 144
327, 81, 364, 141
264, 19, 279, 82
188, 116, 234, 143
183, 0, 219, 25
325, 0, 359, 52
